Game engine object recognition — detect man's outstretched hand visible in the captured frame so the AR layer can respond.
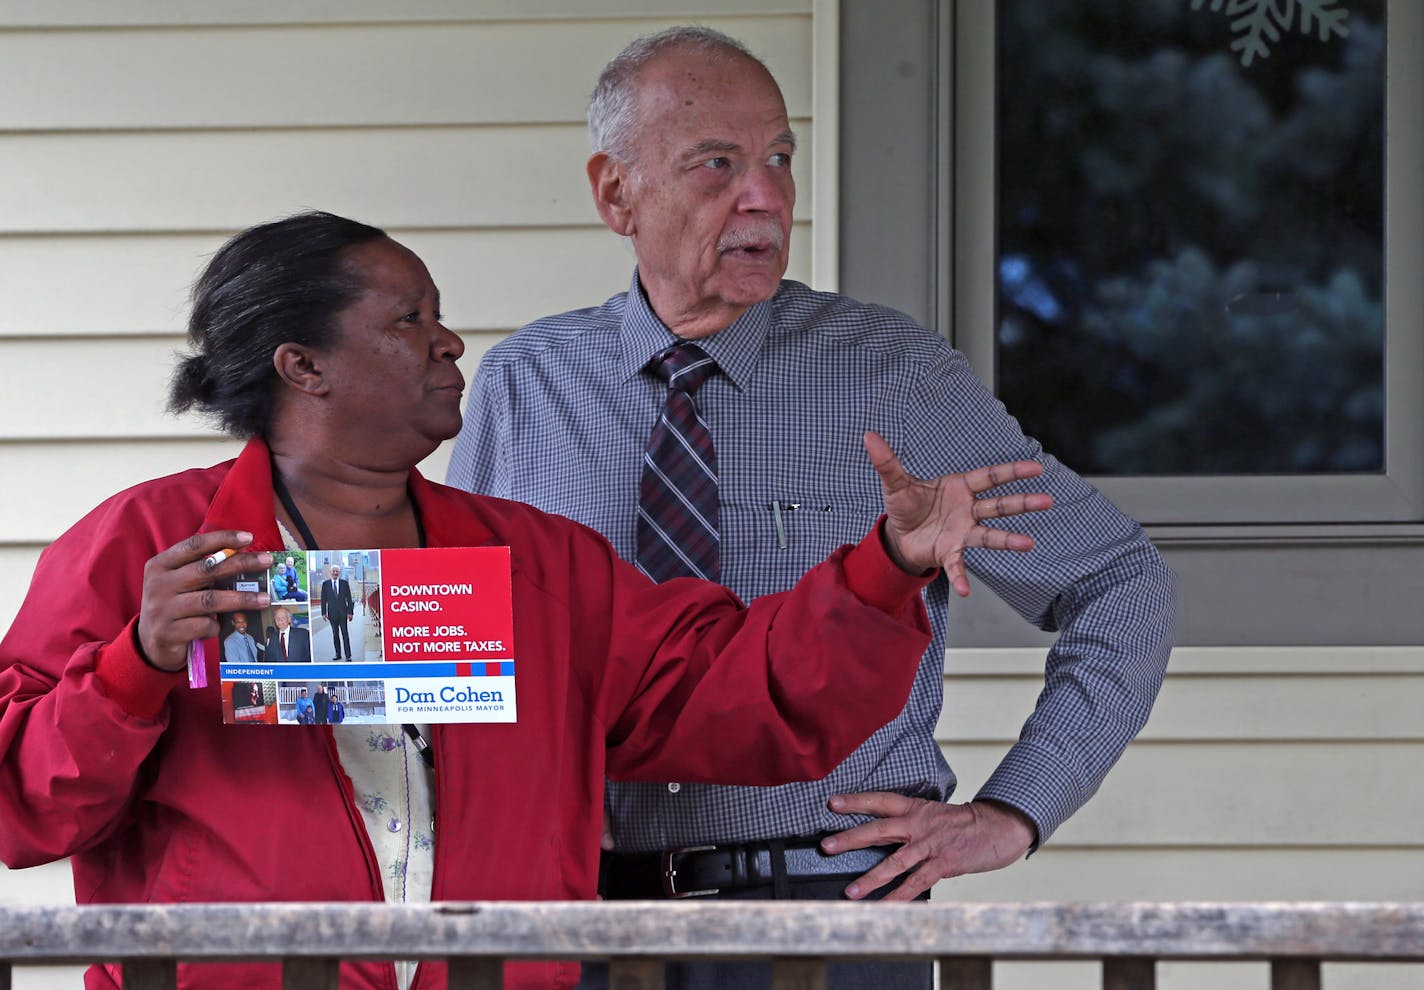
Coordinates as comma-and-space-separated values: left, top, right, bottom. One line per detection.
865, 431, 1052, 596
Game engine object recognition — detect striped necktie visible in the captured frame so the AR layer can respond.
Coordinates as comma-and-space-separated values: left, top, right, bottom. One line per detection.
637, 343, 720, 583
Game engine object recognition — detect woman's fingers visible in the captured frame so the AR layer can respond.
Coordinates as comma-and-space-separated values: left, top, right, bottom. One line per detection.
139, 531, 270, 670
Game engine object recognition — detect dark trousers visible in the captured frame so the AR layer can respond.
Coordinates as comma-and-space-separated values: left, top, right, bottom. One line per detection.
578, 873, 932, 990
330, 617, 351, 659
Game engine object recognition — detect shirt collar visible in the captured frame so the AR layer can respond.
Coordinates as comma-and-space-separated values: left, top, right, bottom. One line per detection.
616, 268, 773, 392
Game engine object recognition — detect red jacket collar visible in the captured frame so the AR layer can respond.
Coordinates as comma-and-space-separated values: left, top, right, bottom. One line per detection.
201, 438, 499, 552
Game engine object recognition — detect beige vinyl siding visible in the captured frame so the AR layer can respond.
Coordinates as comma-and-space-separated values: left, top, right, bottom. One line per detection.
0, 20, 814, 131
939, 648, 1424, 866
0, 127, 817, 232
0, 0, 811, 28
0, 228, 810, 341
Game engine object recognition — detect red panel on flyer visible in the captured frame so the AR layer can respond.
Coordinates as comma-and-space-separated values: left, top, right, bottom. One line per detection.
380, 547, 514, 662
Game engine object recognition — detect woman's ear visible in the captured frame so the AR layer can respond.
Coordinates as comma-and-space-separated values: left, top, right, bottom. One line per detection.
273, 343, 329, 396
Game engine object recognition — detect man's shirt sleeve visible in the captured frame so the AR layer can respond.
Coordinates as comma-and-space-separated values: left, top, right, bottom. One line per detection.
447, 351, 515, 497
898, 345, 1177, 845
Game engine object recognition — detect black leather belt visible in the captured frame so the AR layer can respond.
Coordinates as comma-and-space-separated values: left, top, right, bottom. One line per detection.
601, 837, 894, 899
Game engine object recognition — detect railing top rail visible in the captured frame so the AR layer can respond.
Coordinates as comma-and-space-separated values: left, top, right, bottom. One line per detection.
2, 902, 1423, 965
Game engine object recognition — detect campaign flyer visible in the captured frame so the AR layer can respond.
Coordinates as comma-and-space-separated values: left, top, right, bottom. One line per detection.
216, 546, 515, 726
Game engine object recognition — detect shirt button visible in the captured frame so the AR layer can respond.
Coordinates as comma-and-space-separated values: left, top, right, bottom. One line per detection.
667, 782, 681, 794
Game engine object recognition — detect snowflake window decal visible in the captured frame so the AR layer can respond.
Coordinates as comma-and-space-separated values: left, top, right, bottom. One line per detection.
1191, 0, 1351, 67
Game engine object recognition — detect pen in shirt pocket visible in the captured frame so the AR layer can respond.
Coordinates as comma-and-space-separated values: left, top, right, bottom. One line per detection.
768, 499, 806, 549
769, 499, 838, 549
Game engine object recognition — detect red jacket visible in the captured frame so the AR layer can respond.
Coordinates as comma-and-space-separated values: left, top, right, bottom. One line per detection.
0, 440, 930, 989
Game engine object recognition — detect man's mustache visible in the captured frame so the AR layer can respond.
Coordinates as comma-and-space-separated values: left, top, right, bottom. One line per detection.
718, 223, 786, 252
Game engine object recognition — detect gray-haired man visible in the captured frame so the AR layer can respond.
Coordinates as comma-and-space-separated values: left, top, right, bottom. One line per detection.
447, 25, 1175, 990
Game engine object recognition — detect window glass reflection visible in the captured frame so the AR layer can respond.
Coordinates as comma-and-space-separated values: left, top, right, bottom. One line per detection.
996, 0, 1385, 475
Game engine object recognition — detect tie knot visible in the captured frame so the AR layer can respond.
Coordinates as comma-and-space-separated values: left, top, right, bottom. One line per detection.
650, 343, 717, 395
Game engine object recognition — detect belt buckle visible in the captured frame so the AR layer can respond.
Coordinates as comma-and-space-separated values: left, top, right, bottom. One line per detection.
660, 845, 719, 898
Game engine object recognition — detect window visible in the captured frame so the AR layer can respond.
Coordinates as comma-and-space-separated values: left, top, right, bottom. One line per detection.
838, 0, 1424, 644
958, 0, 1421, 526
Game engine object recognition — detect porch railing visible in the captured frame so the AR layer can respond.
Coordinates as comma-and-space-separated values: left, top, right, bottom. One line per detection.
2, 901, 1422, 989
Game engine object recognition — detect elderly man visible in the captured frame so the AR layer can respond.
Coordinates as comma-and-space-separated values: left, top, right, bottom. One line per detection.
320, 564, 354, 660
264, 606, 311, 663
447, 25, 1175, 990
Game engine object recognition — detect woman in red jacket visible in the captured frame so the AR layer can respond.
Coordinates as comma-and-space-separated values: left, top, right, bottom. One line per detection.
0, 212, 1049, 990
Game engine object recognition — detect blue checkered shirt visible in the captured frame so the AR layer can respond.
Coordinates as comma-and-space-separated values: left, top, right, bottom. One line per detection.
446, 272, 1176, 850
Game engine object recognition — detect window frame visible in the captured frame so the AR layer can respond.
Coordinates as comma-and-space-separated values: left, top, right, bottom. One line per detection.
837, 0, 1424, 645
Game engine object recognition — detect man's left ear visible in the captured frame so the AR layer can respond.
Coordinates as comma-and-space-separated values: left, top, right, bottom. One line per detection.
274, 343, 328, 396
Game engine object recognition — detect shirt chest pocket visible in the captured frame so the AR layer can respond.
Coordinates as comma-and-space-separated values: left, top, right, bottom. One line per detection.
722, 494, 881, 588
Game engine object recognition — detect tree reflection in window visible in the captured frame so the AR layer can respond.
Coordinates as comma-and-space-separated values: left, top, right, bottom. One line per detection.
996, 0, 1384, 475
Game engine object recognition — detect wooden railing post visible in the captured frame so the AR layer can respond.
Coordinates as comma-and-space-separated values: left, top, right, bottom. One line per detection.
1103, 956, 1155, 990
772, 957, 827, 989
940, 956, 992, 989
120, 959, 176, 990
609, 958, 664, 989
1271, 959, 1322, 990
282, 956, 339, 990
447, 957, 504, 989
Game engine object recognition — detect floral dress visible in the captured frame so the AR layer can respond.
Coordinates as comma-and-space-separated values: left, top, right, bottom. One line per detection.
334, 724, 435, 990
281, 526, 434, 990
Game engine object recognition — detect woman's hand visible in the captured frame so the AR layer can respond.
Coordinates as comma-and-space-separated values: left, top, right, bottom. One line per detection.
864, 431, 1053, 596
136, 530, 272, 671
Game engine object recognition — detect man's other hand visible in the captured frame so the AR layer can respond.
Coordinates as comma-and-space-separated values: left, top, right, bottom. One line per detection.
820, 792, 1037, 901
